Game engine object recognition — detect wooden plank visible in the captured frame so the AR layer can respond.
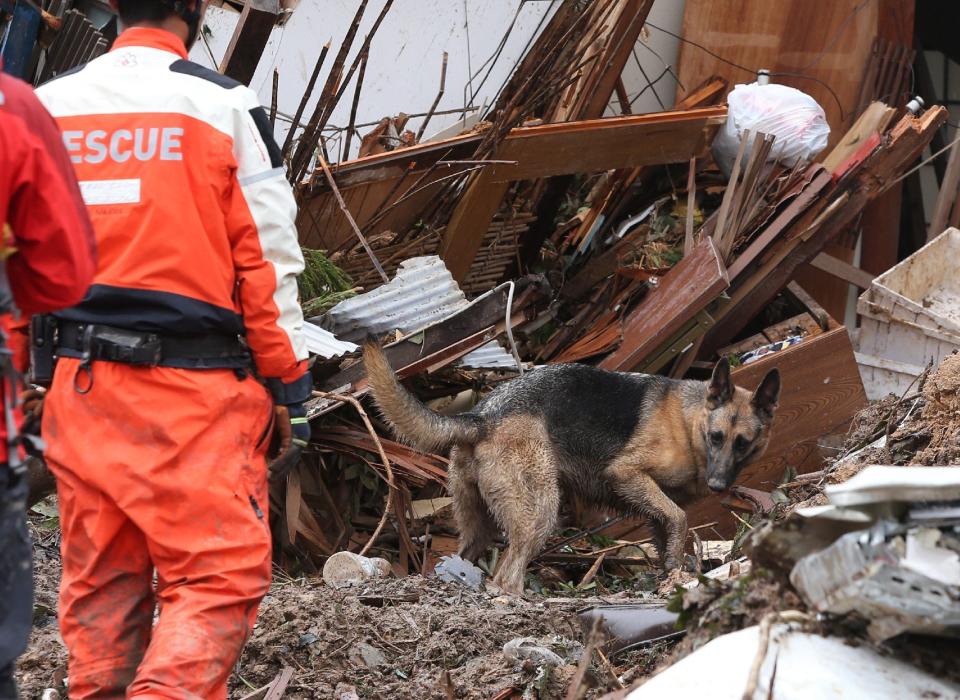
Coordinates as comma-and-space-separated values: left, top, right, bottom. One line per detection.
809, 252, 876, 290
439, 175, 510, 283
859, 184, 902, 278
717, 332, 769, 359
676, 0, 880, 148
598, 237, 729, 371
684, 326, 867, 537
786, 282, 832, 329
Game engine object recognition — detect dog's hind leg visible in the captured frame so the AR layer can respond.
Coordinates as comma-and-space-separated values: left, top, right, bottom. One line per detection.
609, 470, 687, 571
477, 421, 559, 594
449, 452, 499, 562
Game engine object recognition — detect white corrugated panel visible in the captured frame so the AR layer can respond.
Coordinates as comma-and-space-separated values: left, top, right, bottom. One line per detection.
322, 256, 518, 370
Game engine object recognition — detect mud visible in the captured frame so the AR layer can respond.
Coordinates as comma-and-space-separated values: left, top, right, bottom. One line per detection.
233, 575, 586, 699
18, 528, 645, 700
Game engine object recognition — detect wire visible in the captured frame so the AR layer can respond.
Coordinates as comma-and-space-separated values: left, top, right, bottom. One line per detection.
644, 21, 846, 121
887, 131, 960, 189
644, 21, 756, 75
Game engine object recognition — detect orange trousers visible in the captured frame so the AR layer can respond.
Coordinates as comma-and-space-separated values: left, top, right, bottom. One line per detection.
42, 358, 274, 699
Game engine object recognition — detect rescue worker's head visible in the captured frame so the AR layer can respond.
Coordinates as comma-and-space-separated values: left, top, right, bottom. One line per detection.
111, 1, 208, 50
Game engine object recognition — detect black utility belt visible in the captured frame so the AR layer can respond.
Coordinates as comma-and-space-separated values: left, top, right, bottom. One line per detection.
54, 322, 251, 370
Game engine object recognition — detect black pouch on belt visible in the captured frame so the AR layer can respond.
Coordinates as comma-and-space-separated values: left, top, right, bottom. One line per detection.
85, 326, 164, 366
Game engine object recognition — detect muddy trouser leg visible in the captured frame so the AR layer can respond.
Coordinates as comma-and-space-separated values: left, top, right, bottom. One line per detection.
0, 468, 31, 700
50, 457, 155, 698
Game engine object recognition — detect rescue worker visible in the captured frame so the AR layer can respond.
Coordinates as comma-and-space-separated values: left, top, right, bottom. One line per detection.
35, 1, 311, 696
0, 68, 97, 699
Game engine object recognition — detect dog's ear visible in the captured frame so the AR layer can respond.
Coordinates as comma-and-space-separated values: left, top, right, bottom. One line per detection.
707, 357, 733, 407
752, 368, 780, 420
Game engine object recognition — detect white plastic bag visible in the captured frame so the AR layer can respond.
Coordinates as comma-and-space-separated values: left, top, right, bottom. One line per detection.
712, 82, 831, 178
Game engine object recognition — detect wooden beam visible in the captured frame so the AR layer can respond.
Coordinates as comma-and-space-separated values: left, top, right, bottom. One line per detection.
486, 107, 726, 183
808, 252, 876, 290
219, 1, 279, 86
439, 175, 511, 282
928, 128, 960, 241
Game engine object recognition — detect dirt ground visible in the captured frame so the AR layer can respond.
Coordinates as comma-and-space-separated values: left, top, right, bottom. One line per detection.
17, 530, 657, 699
17, 353, 960, 698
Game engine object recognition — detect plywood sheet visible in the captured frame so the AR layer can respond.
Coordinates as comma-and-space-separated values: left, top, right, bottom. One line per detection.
676, 0, 880, 148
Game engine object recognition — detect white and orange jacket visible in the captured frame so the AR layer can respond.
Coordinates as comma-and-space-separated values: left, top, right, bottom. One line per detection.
36, 27, 311, 403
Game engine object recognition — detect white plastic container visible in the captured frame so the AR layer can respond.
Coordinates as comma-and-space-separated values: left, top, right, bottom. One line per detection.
856, 227, 960, 400
322, 551, 392, 588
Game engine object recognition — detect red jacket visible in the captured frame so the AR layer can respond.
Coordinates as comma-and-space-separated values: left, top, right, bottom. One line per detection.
0, 68, 97, 462
36, 28, 311, 404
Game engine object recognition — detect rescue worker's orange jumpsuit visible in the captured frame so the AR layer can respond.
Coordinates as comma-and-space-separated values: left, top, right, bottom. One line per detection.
36, 27, 310, 698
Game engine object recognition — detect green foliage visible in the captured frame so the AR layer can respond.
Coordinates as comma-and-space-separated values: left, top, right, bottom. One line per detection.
298, 248, 356, 315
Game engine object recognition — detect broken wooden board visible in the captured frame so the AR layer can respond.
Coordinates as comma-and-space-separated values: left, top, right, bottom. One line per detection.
551, 0, 656, 122
704, 107, 947, 356
441, 107, 727, 282
822, 101, 896, 173
598, 236, 729, 372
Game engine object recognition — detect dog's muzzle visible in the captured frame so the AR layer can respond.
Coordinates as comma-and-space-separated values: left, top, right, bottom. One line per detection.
706, 477, 729, 492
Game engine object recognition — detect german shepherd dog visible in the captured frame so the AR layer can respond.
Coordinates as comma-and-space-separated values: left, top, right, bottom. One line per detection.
363, 342, 780, 593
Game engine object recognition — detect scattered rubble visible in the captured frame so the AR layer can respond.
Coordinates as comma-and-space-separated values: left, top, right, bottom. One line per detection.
12, 0, 960, 698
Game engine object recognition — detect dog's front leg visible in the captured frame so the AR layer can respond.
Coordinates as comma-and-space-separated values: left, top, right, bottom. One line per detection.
610, 471, 687, 572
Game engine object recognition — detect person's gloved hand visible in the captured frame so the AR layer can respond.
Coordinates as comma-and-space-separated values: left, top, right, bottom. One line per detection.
268, 402, 310, 476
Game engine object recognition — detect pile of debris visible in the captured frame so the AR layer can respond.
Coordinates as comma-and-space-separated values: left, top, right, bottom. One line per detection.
270, 0, 944, 583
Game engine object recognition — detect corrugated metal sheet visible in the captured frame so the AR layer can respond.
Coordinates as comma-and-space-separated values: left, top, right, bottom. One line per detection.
322, 256, 517, 370
302, 321, 358, 359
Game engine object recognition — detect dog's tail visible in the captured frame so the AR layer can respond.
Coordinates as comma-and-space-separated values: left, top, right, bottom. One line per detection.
362, 340, 482, 452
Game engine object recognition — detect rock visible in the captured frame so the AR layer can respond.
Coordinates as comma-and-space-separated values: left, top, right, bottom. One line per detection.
353, 641, 388, 669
